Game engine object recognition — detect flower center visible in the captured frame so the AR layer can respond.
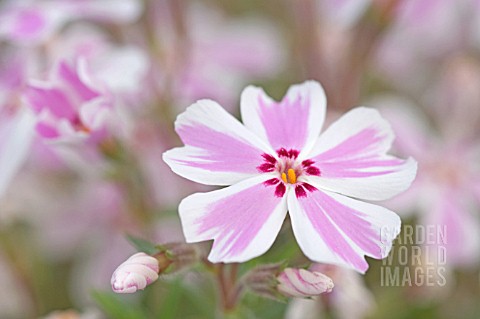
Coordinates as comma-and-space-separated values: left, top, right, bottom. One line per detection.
281, 168, 297, 184
258, 148, 322, 198
72, 116, 91, 133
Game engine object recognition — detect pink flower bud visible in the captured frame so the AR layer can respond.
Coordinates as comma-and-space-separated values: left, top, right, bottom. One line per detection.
277, 268, 334, 298
111, 252, 159, 293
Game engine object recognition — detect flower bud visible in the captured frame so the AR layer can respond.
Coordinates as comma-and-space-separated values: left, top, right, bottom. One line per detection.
277, 268, 334, 298
111, 252, 159, 293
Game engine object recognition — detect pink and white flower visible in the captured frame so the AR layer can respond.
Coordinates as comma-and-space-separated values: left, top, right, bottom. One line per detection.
163, 80, 417, 273
111, 252, 159, 294
24, 58, 112, 143
277, 268, 334, 298
49, 25, 148, 96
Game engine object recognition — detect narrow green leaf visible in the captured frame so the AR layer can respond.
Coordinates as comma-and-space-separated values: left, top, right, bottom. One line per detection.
126, 234, 159, 255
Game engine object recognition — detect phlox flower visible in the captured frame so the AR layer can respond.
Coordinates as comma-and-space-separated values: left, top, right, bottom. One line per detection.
163, 81, 417, 273
24, 58, 112, 143
49, 25, 149, 96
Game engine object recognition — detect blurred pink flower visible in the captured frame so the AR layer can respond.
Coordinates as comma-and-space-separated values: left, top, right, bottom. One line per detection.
375, 0, 480, 91
180, 17, 284, 107
152, 2, 284, 109
164, 80, 416, 272
49, 25, 149, 97
372, 58, 480, 268
24, 58, 112, 143
0, 0, 142, 45
277, 268, 334, 298
111, 252, 159, 294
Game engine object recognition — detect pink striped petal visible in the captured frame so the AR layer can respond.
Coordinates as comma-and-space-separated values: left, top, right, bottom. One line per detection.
25, 82, 77, 119
240, 81, 326, 157
287, 187, 401, 273
308, 107, 417, 200
179, 175, 288, 263
57, 61, 100, 102
163, 100, 273, 186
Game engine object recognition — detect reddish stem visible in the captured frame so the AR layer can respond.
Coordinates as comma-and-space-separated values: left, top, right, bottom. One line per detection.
216, 263, 241, 313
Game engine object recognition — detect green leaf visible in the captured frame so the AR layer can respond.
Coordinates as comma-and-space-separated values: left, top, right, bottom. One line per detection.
91, 290, 148, 319
126, 234, 159, 255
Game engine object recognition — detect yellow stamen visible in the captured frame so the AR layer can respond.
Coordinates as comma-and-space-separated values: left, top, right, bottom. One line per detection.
281, 172, 288, 183
287, 168, 297, 184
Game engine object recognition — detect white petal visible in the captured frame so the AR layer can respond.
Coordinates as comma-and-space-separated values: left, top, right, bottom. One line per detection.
307, 107, 417, 200
163, 99, 273, 186
94, 46, 148, 92
179, 175, 288, 263
0, 109, 35, 198
288, 188, 401, 273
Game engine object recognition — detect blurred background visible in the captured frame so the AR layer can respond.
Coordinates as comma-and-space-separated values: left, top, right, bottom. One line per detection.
0, 0, 479, 318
